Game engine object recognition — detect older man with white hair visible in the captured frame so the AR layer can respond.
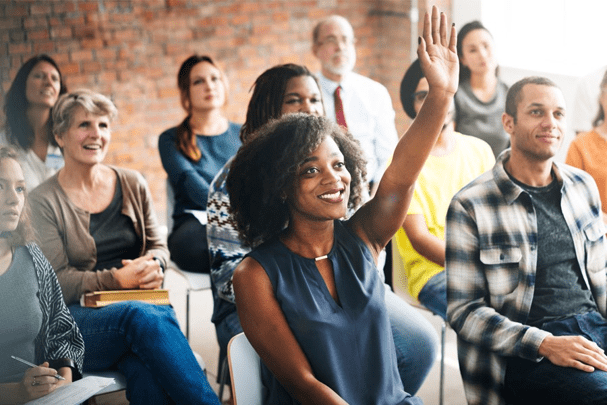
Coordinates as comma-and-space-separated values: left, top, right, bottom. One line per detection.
312, 15, 398, 194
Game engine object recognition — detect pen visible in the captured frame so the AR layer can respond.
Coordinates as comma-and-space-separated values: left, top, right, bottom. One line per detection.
10, 355, 66, 380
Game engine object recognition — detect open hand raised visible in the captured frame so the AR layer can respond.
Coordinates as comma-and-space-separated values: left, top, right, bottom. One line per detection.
418, 5, 458, 97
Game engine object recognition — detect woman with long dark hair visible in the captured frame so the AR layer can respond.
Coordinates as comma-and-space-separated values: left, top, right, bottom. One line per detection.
0, 146, 84, 404
2, 55, 66, 190
455, 21, 509, 157
159, 55, 241, 274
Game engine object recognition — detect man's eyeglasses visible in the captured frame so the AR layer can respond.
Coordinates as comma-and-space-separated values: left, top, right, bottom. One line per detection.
317, 35, 356, 47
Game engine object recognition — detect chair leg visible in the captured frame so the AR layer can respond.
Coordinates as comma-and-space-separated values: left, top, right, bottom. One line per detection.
217, 356, 229, 401
439, 320, 446, 405
186, 288, 191, 341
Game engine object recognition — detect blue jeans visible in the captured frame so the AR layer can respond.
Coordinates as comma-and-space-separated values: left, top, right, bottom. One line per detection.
504, 311, 607, 404
69, 302, 220, 405
385, 286, 439, 394
417, 270, 447, 321
214, 285, 438, 395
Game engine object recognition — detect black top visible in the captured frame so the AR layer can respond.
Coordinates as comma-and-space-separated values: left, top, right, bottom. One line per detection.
90, 178, 141, 270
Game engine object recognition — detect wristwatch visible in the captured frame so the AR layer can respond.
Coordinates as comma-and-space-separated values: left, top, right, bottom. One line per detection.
153, 256, 165, 273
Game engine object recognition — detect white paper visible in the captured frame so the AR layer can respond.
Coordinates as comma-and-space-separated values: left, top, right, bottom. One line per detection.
25, 376, 115, 405
184, 209, 207, 225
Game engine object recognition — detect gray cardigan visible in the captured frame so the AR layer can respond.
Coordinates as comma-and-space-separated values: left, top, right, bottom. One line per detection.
30, 166, 169, 304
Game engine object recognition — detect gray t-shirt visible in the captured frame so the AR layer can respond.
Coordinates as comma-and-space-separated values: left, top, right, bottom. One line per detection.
454, 80, 509, 158
0, 246, 43, 383
509, 174, 598, 326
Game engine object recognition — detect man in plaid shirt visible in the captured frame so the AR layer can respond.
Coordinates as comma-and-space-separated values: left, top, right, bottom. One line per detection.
446, 76, 607, 405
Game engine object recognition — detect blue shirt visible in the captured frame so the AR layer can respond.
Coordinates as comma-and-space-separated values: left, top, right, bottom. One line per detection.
158, 122, 241, 229
248, 221, 420, 405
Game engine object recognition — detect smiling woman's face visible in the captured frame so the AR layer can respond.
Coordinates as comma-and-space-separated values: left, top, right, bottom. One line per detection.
288, 135, 351, 223
25, 61, 61, 109
56, 107, 111, 167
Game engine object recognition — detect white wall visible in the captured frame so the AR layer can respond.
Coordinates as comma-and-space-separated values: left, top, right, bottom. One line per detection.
452, 0, 605, 162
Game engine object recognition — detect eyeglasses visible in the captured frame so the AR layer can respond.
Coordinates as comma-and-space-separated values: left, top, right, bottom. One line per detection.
317, 35, 356, 47
412, 91, 428, 103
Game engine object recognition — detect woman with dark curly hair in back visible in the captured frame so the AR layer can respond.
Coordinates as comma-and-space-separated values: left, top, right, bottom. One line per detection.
227, 7, 457, 403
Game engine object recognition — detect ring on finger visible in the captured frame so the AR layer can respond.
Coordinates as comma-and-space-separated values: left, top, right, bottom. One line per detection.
31, 377, 37, 386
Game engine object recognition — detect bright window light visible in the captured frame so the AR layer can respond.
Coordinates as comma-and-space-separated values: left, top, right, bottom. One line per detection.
481, 0, 607, 76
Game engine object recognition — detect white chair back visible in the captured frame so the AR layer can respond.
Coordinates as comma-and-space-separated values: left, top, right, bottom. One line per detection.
228, 332, 263, 405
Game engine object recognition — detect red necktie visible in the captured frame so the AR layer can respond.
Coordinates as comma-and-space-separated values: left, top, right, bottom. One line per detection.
334, 85, 348, 129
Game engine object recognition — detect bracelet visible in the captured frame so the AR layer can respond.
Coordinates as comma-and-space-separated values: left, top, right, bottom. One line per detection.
153, 256, 165, 273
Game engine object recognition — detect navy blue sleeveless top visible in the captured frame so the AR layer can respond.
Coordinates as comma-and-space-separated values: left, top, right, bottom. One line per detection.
247, 221, 418, 405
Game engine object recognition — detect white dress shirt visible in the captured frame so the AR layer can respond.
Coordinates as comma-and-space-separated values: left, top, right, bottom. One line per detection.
318, 72, 398, 185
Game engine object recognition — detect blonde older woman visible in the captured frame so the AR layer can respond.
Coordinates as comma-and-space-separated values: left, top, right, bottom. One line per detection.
30, 89, 220, 405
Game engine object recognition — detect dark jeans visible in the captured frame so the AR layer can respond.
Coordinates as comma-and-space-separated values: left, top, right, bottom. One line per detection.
168, 217, 210, 273
504, 311, 607, 405
417, 270, 447, 321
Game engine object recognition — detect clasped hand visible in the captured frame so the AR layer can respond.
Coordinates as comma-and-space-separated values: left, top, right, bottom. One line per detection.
115, 253, 164, 289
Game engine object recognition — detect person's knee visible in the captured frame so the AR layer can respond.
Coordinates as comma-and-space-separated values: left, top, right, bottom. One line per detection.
120, 301, 180, 335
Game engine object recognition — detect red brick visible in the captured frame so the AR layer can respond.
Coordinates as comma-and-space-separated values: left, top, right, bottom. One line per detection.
65, 16, 86, 27
23, 17, 47, 29
49, 17, 63, 27
61, 62, 80, 75
8, 43, 31, 54
51, 26, 72, 39
232, 14, 250, 25
71, 49, 93, 62
83, 61, 102, 72
95, 48, 117, 61
28, 29, 50, 41
33, 41, 56, 53
6, 5, 27, 17
81, 38, 104, 49
78, 2, 99, 12
0, 17, 21, 30
53, 2, 77, 14
30, 4, 51, 15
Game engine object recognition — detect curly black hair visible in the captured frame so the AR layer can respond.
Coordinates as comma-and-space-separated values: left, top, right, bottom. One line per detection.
227, 113, 367, 247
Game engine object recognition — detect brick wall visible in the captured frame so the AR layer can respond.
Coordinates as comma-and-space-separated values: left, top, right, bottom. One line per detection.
0, 0, 452, 224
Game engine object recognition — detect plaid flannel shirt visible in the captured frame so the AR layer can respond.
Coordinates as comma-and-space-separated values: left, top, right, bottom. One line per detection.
446, 150, 607, 405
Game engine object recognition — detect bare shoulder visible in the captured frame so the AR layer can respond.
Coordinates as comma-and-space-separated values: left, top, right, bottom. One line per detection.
233, 256, 272, 298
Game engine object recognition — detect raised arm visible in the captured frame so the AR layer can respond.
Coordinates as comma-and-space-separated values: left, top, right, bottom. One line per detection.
350, 6, 458, 252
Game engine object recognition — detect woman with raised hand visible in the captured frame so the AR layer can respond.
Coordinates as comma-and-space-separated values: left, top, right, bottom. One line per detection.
208, 63, 439, 396
30, 89, 220, 405
2, 55, 66, 191
227, 7, 457, 403
455, 21, 509, 158
0, 146, 84, 404
159, 55, 241, 274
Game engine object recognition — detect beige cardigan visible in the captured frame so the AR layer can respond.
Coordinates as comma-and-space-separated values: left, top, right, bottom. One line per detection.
30, 166, 169, 305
